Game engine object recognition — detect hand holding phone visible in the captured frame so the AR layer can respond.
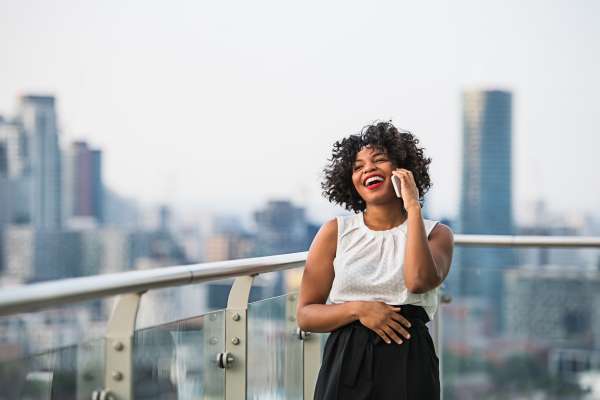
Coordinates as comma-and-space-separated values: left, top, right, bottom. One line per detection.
392, 175, 402, 198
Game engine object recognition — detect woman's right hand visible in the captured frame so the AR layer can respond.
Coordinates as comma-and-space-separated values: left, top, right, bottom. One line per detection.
356, 301, 412, 344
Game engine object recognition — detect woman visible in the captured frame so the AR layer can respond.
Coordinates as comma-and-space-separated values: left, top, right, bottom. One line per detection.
297, 121, 454, 400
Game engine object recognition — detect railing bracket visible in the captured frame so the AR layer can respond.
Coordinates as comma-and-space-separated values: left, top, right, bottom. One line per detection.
217, 351, 234, 368
92, 390, 114, 400
296, 327, 311, 340
103, 292, 143, 400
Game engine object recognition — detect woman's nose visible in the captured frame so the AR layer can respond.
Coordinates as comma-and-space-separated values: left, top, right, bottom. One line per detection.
363, 163, 376, 173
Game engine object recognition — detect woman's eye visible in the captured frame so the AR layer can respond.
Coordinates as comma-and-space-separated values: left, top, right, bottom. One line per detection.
354, 166, 362, 171
376, 159, 385, 162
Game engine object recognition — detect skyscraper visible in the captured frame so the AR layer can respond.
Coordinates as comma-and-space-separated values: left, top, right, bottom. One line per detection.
63, 141, 104, 226
460, 90, 513, 237
450, 90, 514, 329
16, 95, 62, 230
0, 116, 29, 225
254, 200, 311, 297
254, 200, 309, 257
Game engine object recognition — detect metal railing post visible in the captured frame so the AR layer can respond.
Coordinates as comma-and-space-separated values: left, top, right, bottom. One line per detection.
433, 287, 443, 399
223, 275, 256, 400
434, 284, 452, 400
433, 287, 442, 358
285, 294, 302, 398
204, 311, 225, 400
99, 292, 144, 400
298, 292, 323, 400
303, 330, 322, 400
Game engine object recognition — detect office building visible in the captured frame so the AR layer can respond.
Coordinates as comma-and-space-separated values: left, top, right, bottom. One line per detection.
449, 90, 514, 329
254, 200, 310, 256
460, 90, 513, 236
2, 227, 81, 283
504, 269, 600, 351
0, 117, 28, 271
63, 141, 103, 226
205, 233, 256, 262
15, 95, 62, 230
253, 200, 312, 297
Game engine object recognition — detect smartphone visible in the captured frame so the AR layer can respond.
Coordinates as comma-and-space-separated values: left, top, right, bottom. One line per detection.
392, 175, 402, 198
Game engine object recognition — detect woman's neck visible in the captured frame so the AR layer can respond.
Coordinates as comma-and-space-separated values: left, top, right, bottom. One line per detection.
363, 201, 408, 231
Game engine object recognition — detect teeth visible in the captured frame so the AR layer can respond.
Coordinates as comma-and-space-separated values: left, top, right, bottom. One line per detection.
365, 176, 384, 186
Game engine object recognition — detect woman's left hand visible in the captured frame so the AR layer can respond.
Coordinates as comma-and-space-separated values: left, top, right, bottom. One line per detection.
392, 169, 420, 212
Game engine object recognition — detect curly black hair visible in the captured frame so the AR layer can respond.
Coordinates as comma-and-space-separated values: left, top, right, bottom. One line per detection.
321, 121, 432, 213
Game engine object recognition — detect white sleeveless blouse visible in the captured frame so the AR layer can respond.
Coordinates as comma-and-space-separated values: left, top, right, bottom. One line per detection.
329, 213, 440, 320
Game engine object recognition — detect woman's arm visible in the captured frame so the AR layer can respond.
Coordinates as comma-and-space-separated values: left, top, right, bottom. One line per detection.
296, 219, 413, 344
404, 207, 454, 294
393, 169, 454, 294
296, 219, 357, 333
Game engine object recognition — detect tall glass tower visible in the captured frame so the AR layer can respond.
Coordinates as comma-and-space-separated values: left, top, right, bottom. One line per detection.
460, 90, 513, 237
451, 90, 514, 329
17, 95, 62, 230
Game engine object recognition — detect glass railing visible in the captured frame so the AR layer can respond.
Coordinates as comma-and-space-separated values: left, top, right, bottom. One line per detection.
247, 293, 303, 400
1, 239, 599, 400
0, 338, 104, 400
132, 311, 225, 400
0, 295, 325, 400
440, 262, 600, 400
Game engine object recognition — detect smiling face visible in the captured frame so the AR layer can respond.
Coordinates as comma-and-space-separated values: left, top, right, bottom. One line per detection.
351, 145, 398, 206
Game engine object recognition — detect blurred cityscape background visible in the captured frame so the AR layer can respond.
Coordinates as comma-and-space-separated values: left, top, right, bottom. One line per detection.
1, 1, 600, 399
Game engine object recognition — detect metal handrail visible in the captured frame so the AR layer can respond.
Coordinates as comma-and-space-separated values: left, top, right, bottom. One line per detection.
0, 251, 307, 317
454, 234, 600, 247
1, 234, 599, 317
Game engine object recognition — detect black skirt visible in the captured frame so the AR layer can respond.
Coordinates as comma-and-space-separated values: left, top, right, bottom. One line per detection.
314, 304, 440, 400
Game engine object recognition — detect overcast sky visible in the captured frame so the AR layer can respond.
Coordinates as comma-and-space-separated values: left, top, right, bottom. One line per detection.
1, 0, 599, 225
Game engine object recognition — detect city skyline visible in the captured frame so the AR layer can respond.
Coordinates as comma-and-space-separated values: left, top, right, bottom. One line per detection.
2, 89, 598, 232
1, 3, 599, 396
1, 1, 599, 224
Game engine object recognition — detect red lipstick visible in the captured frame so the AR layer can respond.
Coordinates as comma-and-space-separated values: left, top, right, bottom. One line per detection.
365, 181, 384, 190
363, 173, 383, 185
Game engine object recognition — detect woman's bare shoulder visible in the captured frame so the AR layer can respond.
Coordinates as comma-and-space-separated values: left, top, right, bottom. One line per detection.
319, 218, 338, 241
309, 218, 337, 252
430, 222, 454, 242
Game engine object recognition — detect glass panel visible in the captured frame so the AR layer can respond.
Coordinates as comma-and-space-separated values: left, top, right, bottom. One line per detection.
441, 259, 600, 400
0, 299, 112, 360
133, 310, 225, 400
247, 293, 303, 400
0, 338, 104, 400
135, 276, 286, 331
136, 283, 223, 330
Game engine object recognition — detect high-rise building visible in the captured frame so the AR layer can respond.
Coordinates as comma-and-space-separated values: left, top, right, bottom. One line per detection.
504, 269, 600, 347
449, 90, 514, 329
254, 200, 309, 256
253, 200, 312, 297
0, 116, 27, 272
0, 117, 26, 180
0, 117, 29, 228
460, 90, 513, 236
1, 226, 82, 283
205, 233, 256, 262
63, 141, 103, 226
16, 95, 62, 230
